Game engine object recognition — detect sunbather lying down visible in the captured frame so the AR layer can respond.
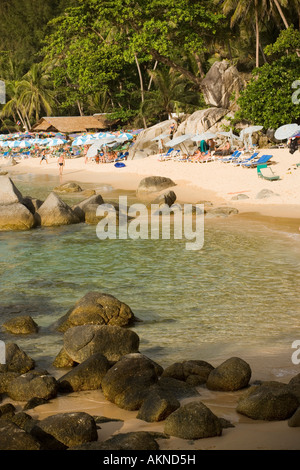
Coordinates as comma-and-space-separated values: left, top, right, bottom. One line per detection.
190, 149, 211, 162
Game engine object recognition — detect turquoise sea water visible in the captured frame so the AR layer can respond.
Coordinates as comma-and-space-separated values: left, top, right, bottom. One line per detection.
0, 174, 300, 371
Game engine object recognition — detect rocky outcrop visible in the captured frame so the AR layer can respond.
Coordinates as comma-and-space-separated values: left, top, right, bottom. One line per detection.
152, 190, 177, 207
201, 60, 244, 109
164, 401, 222, 439
58, 353, 111, 393
55, 291, 136, 332
63, 324, 140, 363
101, 353, 160, 410
6, 370, 58, 402
176, 107, 229, 138
22, 196, 44, 214
52, 348, 76, 368
205, 206, 239, 218
36, 192, 81, 227
129, 119, 177, 160
30, 412, 98, 450
206, 357, 251, 391
236, 381, 299, 420
0, 177, 35, 231
70, 431, 164, 450
0, 176, 23, 205
2, 315, 39, 335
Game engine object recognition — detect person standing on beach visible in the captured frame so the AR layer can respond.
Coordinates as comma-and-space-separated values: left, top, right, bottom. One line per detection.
58, 153, 65, 177
169, 123, 176, 140
40, 149, 48, 164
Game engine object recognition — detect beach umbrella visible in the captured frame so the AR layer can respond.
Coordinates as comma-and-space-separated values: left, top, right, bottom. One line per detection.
164, 134, 194, 147
241, 126, 263, 147
274, 124, 300, 141
47, 138, 67, 147
86, 137, 117, 159
8, 140, 22, 148
0, 141, 10, 147
18, 140, 32, 148
119, 132, 133, 140
291, 130, 300, 138
151, 133, 170, 142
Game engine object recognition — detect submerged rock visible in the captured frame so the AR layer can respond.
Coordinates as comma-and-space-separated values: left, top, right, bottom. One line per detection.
53, 182, 82, 193
137, 176, 176, 196
56, 291, 136, 332
0, 202, 36, 231
72, 194, 105, 221
2, 315, 39, 335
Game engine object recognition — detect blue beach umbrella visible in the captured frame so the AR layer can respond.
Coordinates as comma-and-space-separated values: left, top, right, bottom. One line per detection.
19, 140, 32, 148
9, 140, 22, 148
47, 138, 67, 147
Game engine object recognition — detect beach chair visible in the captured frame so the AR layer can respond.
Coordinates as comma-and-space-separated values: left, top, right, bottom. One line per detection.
257, 164, 280, 181
158, 148, 174, 161
234, 152, 259, 166
219, 151, 242, 163
241, 154, 273, 168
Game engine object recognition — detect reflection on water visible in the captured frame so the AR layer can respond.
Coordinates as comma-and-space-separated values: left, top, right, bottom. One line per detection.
0, 175, 300, 370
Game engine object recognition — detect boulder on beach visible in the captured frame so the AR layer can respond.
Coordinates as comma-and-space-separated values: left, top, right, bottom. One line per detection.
63, 324, 140, 363
0, 403, 16, 419
205, 206, 239, 218
2, 315, 38, 335
236, 381, 299, 420
70, 431, 165, 450
84, 202, 120, 225
58, 352, 111, 393
161, 360, 214, 386
101, 353, 160, 410
158, 377, 200, 400
22, 196, 44, 214
0, 421, 41, 450
164, 401, 222, 440
288, 407, 300, 427
206, 357, 251, 391
0, 202, 36, 231
0, 372, 20, 394
72, 194, 105, 221
53, 182, 82, 193
137, 176, 176, 197
288, 373, 300, 403
56, 291, 136, 332
137, 387, 180, 422
36, 192, 81, 227
0, 343, 35, 374
30, 412, 98, 450
256, 189, 279, 199
6, 370, 58, 402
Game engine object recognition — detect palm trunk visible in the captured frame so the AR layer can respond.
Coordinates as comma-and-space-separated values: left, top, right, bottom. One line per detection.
134, 52, 147, 129
147, 61, 158, 91
273, 0, 289, 29
255, 0, 260, 68
77, 101, 84, 116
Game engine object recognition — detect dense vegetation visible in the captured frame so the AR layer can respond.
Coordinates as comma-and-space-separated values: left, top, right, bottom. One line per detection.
0, 0, 299, 132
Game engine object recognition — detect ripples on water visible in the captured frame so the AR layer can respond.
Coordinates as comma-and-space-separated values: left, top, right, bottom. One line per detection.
0, 175, 299, 369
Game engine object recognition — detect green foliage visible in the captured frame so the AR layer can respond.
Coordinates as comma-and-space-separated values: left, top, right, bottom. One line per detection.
235, 55, 300, 129
264, 25, 300, 56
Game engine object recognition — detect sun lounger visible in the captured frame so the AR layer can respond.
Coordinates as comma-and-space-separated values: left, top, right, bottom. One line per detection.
257, 164, 280, 181
158, 148, 175, 161
234, 152, 259, 166
241, 154, 273, 168
219, 151, 242, 163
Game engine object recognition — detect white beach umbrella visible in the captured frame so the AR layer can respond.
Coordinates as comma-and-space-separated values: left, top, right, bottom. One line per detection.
164, 134, 195, 147
19, 140, 32, 148
86, 137, 117, 158
274, 123, 300, 141
8, 140, 22, 148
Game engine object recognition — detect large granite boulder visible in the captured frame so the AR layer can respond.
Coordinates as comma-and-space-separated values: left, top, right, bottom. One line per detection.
36, 192, 81, 227
201, 60, 244, 109
52, 348, 76, 369
0, 343, 34, 374
30, 412, 98, 450
58, 353, 111, 393
22, 196, 43, 214
0, 372, 20, 393
7, 370, 58, 402
288, 407, 300, 427
236, 381, 299, 421
176, 107, 229, 139
128, 119, 177, 160
137, 387, 180, 422
0, 203, 36, 231
0, 421, 41, 450
162, 360, 214, 386
63, 324, 140, 363
101, 353, 160, 410
2, 315, 39, 335
158, 377, 200, 400
56, 292, 136, 332
206, 357, 251, 391
72, 194, 105, 222
288, 374, 300, 403
164, 401, 222, 439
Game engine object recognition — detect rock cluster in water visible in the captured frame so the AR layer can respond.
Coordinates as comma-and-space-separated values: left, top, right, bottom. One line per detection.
0, 291, 299, 450
0, 176, 239, 231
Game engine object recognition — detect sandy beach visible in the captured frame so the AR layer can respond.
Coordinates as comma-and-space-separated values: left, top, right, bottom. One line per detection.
1, 148, 300, 451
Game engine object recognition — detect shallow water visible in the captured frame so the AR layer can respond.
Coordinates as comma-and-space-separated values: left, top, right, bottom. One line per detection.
0, 174, 300, 372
